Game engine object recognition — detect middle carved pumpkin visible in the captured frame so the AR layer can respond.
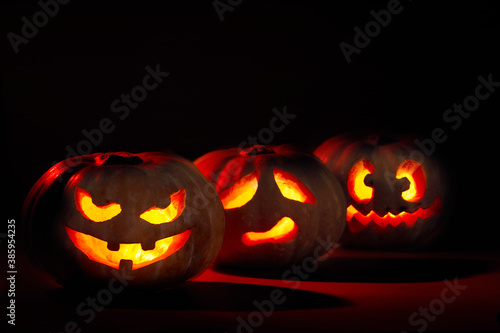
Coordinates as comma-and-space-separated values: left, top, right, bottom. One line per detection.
195, 145, 346, 268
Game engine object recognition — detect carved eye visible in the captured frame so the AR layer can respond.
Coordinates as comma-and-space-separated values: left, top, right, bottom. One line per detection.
140, 189, 186, 224
347, 160, 375, 204
396, 160, 426, 202
75, 187, 122, 222
273, 168, 316, 204
219, 172, 258, 209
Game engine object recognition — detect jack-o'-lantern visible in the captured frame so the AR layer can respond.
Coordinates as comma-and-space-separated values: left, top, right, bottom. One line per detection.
195, 145, 346, 267
314, 134, 450, 248
23, 152, 225, 291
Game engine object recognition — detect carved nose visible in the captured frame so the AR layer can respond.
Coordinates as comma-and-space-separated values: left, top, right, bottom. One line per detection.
368, 174, 411, 212
365, 173, 410, 194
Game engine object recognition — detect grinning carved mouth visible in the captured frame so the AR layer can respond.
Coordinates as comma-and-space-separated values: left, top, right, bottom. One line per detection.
65, 226, 191, 270
242, 216, 298, 246
347, 197, 441, 228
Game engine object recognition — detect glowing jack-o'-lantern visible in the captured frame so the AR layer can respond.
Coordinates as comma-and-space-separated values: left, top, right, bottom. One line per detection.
195, 145, 346, 268
315, 134, 450, 248
23, 152, 225, 290
66, 187, 190, 270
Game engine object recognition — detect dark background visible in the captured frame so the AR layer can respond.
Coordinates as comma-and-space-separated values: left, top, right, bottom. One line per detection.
3, 0, 500, 251
2, 2, 500, 333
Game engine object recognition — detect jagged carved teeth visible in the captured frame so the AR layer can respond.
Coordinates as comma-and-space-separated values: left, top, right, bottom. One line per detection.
346, 197, 441, 227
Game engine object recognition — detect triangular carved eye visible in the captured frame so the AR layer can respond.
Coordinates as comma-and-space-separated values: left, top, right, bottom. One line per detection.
396, 160, 426, 202
273, 168, 316, 204
140, 189, 186, 224
75, 187, 122, 222
219, 172, 258, 209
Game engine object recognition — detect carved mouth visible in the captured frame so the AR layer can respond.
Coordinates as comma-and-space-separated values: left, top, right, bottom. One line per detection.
242, 216, 298, 246
65, 227, 191, 270
347, 197, 441, 228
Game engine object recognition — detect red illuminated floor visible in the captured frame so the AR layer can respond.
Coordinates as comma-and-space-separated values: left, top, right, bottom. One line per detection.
9, 248, 500, 333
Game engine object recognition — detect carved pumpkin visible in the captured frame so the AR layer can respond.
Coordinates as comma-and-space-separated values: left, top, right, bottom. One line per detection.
195, 145, 346, 268
314, 134, 449, 248
23, 152, 225, 291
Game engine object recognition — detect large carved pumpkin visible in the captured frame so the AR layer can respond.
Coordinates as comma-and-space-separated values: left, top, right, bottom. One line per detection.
23, 152, 225, 291
314, 134, 450, 248
195, 145, 346, 268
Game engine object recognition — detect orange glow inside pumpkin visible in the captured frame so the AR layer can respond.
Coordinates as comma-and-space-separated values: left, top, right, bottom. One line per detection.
65, 227, 191, 270
273, 168, 316, 204
396, 159, 426, 202
219, 172, 258, 209
242, 217, 298, 246
347, 160, 375, 204
346, 197, 441, 228
75, 187, 122, 222
140, 189, 186, 224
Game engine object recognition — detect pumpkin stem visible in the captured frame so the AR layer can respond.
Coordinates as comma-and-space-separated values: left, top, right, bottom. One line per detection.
240, 145, 275, 156
368, 135, 397, 146
95, 153, 143, 166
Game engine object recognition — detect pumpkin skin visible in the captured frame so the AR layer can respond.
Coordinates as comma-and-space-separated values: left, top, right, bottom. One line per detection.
195, 145, 346, 268
314, 134, 449, 248
23, 152, 225, 291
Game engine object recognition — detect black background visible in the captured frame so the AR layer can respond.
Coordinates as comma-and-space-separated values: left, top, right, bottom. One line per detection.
3, 0, 500, 251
